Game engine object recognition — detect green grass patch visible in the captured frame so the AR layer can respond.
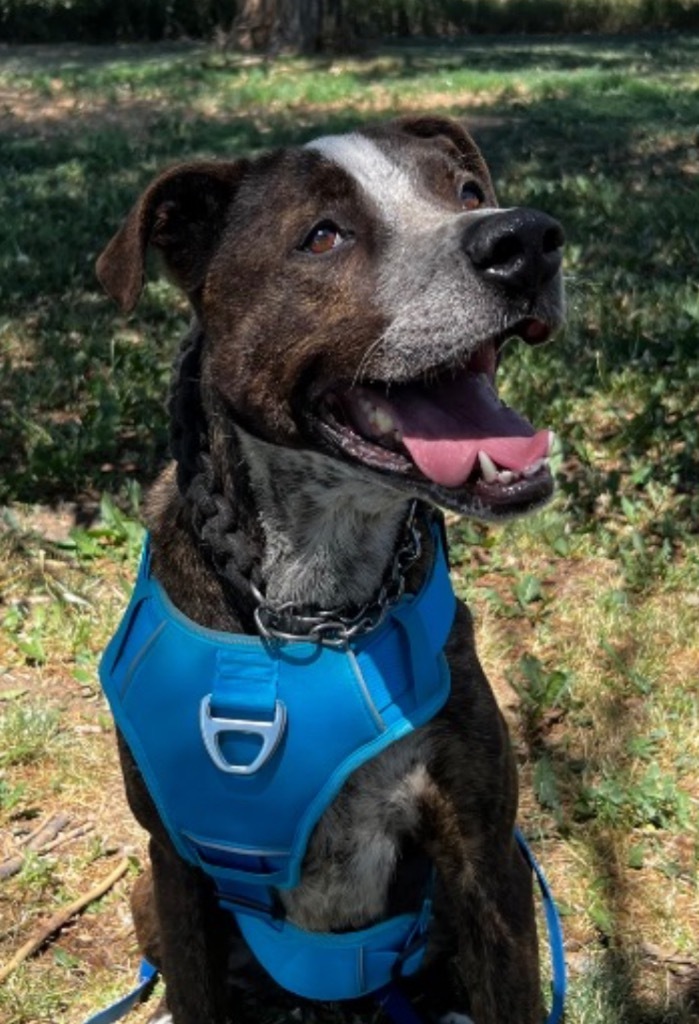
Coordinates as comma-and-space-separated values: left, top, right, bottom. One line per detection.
0, 705, 60, 766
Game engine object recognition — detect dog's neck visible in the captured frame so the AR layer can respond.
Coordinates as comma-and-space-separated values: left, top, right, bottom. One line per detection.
236, 427, 410, 611
152, 341, 416, 633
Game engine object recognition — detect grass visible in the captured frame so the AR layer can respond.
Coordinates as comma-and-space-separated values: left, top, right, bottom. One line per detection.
0, 31, 698, 1024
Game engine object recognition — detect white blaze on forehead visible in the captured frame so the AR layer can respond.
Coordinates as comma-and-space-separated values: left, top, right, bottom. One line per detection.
306, 131, 445, 227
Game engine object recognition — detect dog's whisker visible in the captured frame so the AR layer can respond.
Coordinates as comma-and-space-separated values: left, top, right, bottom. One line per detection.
352, 332, 388, 386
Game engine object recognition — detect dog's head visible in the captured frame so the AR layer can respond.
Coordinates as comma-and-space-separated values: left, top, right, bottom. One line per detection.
98, 116, 564, 521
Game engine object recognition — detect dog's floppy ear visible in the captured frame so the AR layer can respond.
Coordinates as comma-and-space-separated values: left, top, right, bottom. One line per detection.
96, 160, 249, 313
393, 115, 494, 188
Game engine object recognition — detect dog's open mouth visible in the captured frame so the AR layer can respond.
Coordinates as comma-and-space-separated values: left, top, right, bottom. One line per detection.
315, 320, 556, 517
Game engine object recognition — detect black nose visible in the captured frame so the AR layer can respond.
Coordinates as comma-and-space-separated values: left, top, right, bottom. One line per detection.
462, 208, 564, 294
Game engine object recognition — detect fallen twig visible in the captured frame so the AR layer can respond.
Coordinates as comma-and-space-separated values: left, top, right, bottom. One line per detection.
0, 856, 129, 984
0, 812, 73, 880
0, 855, 28, 881
40, 822, 95, 856
20, 812, 71, 850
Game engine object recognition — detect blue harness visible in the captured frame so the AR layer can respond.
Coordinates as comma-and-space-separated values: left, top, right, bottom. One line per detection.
94, 522, 566, 1023
100, 522, 454, 1000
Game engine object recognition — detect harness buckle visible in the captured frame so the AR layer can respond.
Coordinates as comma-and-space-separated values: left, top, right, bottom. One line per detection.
200, 695, 287, 775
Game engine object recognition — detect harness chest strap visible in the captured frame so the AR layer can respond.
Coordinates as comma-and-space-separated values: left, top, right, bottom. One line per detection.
82, 828, 567, 1024
100, 521, 456, 999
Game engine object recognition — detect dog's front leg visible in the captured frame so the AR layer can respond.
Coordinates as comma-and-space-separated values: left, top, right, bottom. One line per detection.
428, 614, 543, 1023
149, 837, 234, 1024
452, 836, 542, 1024
426, 746, 542, 1024
117, 735, 234, 1024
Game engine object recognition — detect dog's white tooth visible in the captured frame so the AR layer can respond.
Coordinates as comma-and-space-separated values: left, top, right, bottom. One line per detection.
547, 429, 557, 456
351, 392, 401, 441
497, 469, 515, 484
523, 457, 544, 478
372, 407, 396, 434
478, 450, 498, 483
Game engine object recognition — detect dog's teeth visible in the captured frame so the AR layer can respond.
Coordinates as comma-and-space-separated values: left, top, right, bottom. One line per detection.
357, 396, 398, 439
373, 407, 397, 435
478, 452, 530, 486
478, 450, 499, 483
547, 430, 557, 456
523, 457, 546, 478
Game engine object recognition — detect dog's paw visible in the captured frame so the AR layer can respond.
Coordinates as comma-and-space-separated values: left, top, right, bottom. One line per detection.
438, 1013, 475, 1024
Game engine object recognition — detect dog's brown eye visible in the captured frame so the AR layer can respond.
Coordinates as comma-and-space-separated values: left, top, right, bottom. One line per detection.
301, 221, 345, 255
459, 183, 485, 212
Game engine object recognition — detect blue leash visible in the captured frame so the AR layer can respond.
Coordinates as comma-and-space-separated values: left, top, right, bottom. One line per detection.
515, 828, 567, 1024
82, 833, 565, 1024
81, 958, 157, 1024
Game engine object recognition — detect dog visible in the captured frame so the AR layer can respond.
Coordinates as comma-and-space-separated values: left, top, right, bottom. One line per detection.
96, 115, 565, 1024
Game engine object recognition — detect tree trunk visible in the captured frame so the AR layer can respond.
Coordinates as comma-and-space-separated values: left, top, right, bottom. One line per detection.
231, 0, 274, 51
231, 0, 350, 54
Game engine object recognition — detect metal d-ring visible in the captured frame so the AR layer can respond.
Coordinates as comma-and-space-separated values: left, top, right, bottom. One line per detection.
199, 695, 287, 775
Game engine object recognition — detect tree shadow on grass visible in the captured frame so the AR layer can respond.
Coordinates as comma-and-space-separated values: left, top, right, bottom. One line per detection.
353, 31, 699, 79
6, 33, 697, 84
520, 737, 698, 1023
512, 624, 698, 1023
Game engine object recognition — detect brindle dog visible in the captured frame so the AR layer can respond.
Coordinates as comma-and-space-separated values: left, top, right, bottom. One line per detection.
97, 116, 565, 1024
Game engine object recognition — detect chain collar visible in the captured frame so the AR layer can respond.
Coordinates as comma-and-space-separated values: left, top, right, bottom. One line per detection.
251, 502, 425, 648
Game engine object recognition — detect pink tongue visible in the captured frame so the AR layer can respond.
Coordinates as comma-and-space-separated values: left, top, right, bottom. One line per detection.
369, 373, 549, 489
403, 429, 549, 488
